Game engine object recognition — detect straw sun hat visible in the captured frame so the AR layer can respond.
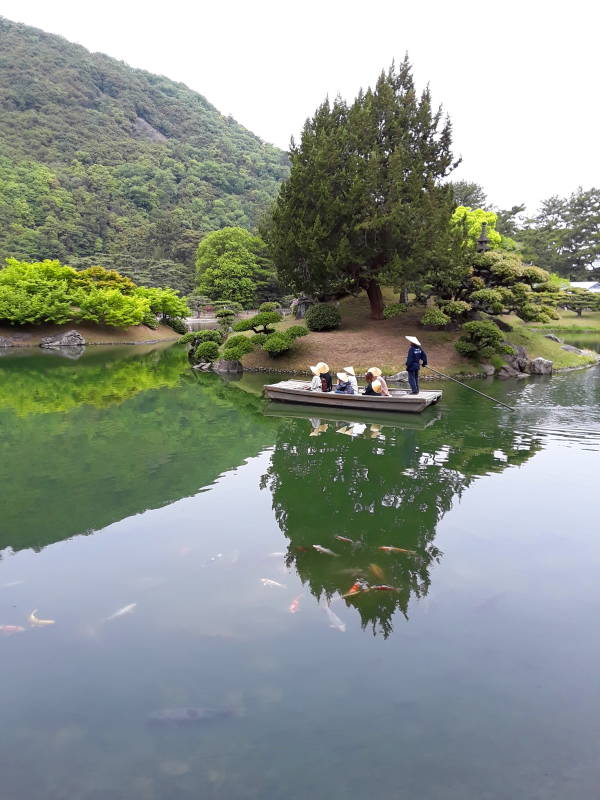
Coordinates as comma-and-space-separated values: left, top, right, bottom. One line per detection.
405, 335, 421, 346
343, 366, 355, 376
309, 362, 329, 375
371, 379, 382, 394
336, 372, 349, 382
367, 367, 382, 378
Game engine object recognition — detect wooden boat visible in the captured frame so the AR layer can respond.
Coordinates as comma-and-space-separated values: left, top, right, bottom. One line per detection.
264, 380, 442, 414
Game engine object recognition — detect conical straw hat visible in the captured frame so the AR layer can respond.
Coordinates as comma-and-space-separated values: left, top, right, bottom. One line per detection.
343, 366, 355, 376
367, 367, 382, 378
405, 335, 421, 346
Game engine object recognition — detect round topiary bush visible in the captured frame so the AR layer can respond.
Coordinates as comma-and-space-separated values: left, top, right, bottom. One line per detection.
285, 325, 309, 339
441, 300, 472, 321
420, 306, 450, 328
259, 301, 280, 312
455, 321, 513, 359
262, 332, 294, 357
304, 303, 341, 331
223, 334, 252, 350
383, 302, 408, 319
194, 341, 220, 362
250, 332, 268, 346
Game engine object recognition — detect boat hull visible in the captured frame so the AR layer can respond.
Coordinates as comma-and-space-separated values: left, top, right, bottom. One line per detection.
264, 381, 441, 414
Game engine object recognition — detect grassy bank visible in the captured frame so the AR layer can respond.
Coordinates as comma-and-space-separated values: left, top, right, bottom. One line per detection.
0, 322, 180, 346
240, 292, 598, 376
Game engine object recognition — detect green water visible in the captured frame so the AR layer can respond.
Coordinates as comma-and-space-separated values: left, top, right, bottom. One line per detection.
1, 345, 599, 799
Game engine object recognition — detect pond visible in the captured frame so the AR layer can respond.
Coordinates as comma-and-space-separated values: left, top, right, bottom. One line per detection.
1, 345, 599, 800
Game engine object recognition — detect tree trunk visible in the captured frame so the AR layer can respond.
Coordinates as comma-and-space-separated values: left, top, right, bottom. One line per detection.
398, 286, 409, 304
366, 278, 384, 320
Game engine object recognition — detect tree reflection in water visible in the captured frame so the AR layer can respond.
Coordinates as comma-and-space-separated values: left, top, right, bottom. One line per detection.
261, 409, 541, 638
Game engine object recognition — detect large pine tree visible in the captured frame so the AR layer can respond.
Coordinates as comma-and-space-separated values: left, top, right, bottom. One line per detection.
267, 57, 459, 318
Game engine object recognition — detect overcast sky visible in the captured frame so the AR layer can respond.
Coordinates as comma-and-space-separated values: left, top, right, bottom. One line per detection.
1, 0, 598, 213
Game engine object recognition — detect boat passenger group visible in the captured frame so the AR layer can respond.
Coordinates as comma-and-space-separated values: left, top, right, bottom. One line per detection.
306, 336, 428, 396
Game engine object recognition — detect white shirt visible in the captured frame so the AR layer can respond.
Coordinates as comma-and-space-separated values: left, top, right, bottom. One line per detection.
310, 375, 322, 391
347, 375, 358, 394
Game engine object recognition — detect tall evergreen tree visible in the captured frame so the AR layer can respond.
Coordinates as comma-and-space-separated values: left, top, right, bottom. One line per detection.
267, 58, 459, 318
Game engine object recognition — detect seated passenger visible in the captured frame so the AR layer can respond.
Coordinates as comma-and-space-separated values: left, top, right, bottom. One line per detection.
318, 362, 333, 392
335, 372, 355, 394
363, 372, 377, 395
308, 364, 323, 391
343, 366, 358, 394
367, 367, 390, 396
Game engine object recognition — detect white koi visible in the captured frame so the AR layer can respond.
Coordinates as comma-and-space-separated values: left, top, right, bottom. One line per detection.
28, 609, 55, 627
312, 545, 338, 557
260, 578, 286, 589
104, 603, 137, 622
324, 605, 346, 632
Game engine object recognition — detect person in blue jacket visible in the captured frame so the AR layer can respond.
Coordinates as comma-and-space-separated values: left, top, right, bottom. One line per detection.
405, 335, 427, 394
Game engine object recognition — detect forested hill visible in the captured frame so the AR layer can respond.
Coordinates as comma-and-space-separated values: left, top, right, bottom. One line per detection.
0, 17, 289, 291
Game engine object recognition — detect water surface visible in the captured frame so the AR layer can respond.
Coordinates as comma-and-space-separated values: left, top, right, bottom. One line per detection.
1, 346, 599, 799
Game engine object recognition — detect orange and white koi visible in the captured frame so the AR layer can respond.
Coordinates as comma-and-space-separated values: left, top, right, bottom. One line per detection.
312, 545, 338, 557
289, 595, 301, 614
371, 585, 400, 592
342, 582, 367, 598
378, 546, 416, 554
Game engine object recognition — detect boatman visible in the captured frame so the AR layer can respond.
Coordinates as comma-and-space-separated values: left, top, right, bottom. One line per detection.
405, 336, 427, 395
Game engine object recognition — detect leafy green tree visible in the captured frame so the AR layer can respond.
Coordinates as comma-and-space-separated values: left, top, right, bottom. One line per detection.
76, 288, 150, 327
267, 57, 458, 319
450, 207, 504, 250
448, 181, 489, 209
455, 321, 513, 359
197, 255, 257, 307
556, 289, 600, 316
516, 188, 600, 278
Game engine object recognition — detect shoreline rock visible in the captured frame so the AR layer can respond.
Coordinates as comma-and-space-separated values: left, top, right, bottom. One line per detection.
40, 330, 86, 349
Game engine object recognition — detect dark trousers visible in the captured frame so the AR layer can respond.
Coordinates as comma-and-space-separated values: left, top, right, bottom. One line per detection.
407, 369, 420, 393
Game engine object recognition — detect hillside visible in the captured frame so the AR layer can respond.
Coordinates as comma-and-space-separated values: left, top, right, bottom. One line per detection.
0, 17, 289, 291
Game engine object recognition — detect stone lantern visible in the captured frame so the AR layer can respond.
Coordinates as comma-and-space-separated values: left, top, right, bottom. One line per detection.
476, 222, 490, 253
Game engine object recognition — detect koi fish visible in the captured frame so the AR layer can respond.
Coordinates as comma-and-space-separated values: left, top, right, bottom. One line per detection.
368, 563, 385, 581
371, 585, 400, 592
0, 625, 25, 635
28, 609, 55, 627
268, 552, 286, 558
261, 578, 286, 589
324, 605, 346, 632
104, 603, 136, 622
312, 545, 338, 557
342, 582, 366, 598
378, 546, 416, 554
334, 536, 356, 545
289, 595, 301, 614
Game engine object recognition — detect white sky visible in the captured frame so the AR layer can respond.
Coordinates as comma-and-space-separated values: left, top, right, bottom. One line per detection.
1, 0, 598, 213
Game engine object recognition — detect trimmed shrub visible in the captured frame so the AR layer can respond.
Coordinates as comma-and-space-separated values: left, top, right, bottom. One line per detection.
383, 302, 408, 319
250, 332, 268, 346
142, 312, 159, 330
285, 325, 309, 339
441, 300, 471, 320
233, 311, 282, 334
455, 321, 513, 359
420, 306, 450, 328
223, 334, 253, 350
259, 301, 279, 312
222, 338, 255, 361
304, 303, 341, 331
194, 341, 220, 362
164, 316, 187, 335
262, 332, 294, 357
179, 329, 224, 345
